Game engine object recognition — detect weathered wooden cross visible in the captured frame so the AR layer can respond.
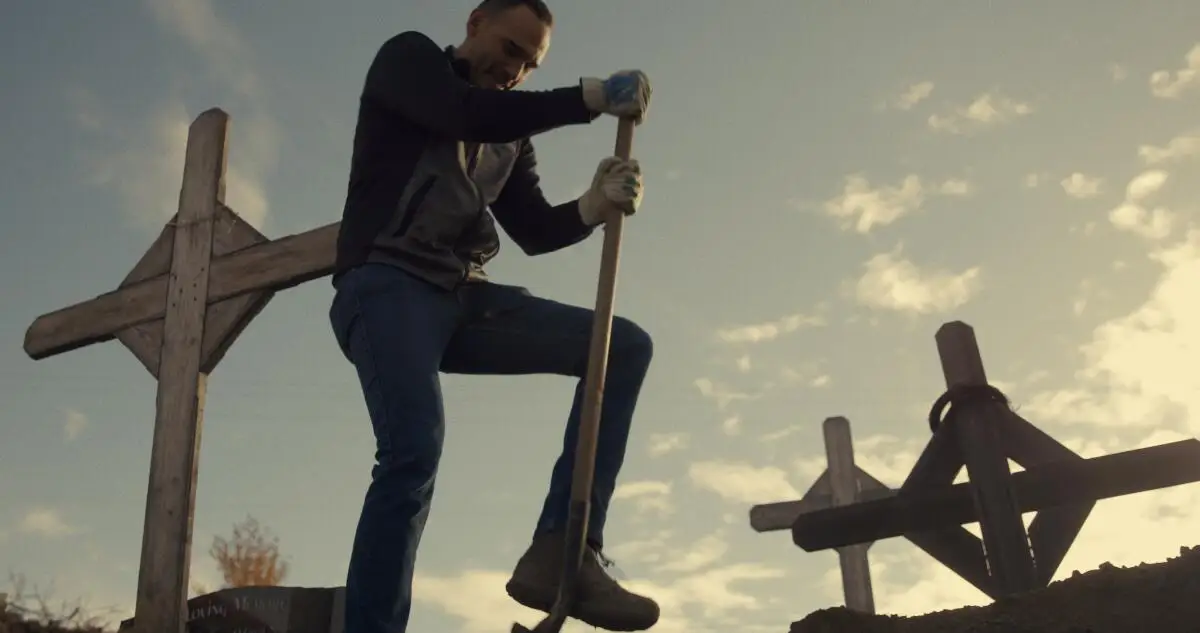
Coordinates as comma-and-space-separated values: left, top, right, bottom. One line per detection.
754, 321, 1200, 603
749, 416, 891, 613
22, 109, 344, 633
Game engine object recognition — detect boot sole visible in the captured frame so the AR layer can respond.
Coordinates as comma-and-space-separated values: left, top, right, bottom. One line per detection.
505, 579, 657, 632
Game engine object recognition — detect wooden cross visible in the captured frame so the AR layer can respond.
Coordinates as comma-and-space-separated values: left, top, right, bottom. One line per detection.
749, 416, 891, 613
784, 322, 1200, 600
22, 108, 343, 633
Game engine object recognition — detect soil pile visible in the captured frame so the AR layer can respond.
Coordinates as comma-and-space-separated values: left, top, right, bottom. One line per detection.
792, 545, 1200, 633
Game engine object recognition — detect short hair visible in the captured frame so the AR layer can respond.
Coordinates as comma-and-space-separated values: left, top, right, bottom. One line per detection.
475, 0, 553, 26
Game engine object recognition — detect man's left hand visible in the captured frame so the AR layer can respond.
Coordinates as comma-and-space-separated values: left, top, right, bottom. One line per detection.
577, 156, 643, 227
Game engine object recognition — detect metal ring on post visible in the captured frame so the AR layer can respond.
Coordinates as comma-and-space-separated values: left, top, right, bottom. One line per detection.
927, 383, 1012, 434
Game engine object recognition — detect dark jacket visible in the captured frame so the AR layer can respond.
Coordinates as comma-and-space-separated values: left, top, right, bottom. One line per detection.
334, 30, 602, 289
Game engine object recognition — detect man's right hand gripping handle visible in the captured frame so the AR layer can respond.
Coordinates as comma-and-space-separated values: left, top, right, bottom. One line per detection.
581, 70, 652, 124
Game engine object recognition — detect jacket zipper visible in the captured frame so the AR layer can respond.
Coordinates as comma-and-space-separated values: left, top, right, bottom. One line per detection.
456, 142, 487, 285
396, 175, 437, 237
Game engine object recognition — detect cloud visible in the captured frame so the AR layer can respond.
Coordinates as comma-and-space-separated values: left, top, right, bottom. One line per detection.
821, 174, 972, 233
63, 408, 88, 441
735, 355, 751, 373
1060, 172, 1103, 199
1149, 43, 1200, 99
1023, 229, 1200, 433
1107, 169, 1175, 240
18, 508, 79, 538
647, 433, 689, 457
1023, 172, 1044, 188
69, 0, 275, 231
1110, 63, 1128, 82
883, 81, 934, 111
693, 378, 759, 411
414, 540, 787, 633
715, 312, 825, 344
927, 91, 1032, 135
1125, 170, 1169, 201
688, 461, 801, 504
852, 246, 982, 314
654, 533, 730, 574
614, 480, 675, 518
1139, 130, 1200, 165
793, 433, 926, 487
721, 416, 742, 436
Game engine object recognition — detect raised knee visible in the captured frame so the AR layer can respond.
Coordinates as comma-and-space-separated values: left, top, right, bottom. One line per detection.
611, 316, 653, 365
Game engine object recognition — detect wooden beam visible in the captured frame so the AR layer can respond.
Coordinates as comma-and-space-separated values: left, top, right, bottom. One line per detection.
22, 221, 338, 361
894, 421, 995, 598
198, 206, 273, 373
132, 108, 227, 633
791, 438, 1200, 552
935, 322, 1037, 596
116, 216, 177, 374
749, 472, 894, 532
1000, 410, 1094, 585
114, 206, 274, 377
824, 417, 875, 614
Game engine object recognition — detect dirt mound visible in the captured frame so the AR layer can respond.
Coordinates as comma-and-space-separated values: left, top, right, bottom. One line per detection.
792, 545, 1200, 633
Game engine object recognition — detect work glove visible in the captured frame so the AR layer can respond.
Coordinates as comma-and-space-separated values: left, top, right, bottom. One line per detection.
581, 70, 652, 123
577, 157, 643, 227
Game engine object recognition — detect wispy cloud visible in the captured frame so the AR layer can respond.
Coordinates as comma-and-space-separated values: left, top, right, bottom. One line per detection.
63, 408, 88, 441
1139, 130, 1200, 165
852, 246, 982, 314
715, 312, 825, 344
69, 0, 276, 231
820, 174, 972, 234
647, 432, 689, 457
1149, 43, 1200, 99
614, 480, 675, 518
18, 508, 79, 538
1061, 172, 1104, 199
693, 378, 760, 411
927, 91, 1032, 135
1108, 170, 1175, 240
688, 461, 800, 504
881, 81, 934, 111
1024, 229, 1200, 432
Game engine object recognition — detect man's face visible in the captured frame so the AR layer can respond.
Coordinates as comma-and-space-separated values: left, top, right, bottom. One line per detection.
462, 5, 550, 90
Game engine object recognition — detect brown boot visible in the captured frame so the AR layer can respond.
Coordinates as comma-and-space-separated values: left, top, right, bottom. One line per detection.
505, 532, 660, 631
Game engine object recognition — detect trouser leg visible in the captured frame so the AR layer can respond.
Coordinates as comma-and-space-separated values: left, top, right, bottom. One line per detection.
329, 264, 461, 633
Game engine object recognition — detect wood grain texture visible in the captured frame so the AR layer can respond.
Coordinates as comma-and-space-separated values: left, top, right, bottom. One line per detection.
23, 221, 337, 361
935, 321, 1037, 596
112, 206, 273, 377
824, 417, 875, 614
1000, 410, 1094, 586
132, 107, 227, 633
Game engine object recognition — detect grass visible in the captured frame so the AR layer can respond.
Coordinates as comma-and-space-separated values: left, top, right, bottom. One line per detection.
0, 575, 119, 633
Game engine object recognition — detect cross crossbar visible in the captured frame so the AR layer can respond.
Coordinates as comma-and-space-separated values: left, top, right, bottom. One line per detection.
791, 438, 1200, 551
23, 220, 338, 360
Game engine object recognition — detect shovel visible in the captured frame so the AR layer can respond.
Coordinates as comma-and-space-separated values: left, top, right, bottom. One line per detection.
511, 116, 638, 633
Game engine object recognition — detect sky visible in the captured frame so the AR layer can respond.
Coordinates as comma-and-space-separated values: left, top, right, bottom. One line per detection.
2, 1, 1200, 632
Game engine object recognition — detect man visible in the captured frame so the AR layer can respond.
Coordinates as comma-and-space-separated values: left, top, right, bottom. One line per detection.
328, 1, 659, 632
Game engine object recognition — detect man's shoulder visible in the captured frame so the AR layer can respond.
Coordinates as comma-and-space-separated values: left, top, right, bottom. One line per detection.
378, 30, 441, 55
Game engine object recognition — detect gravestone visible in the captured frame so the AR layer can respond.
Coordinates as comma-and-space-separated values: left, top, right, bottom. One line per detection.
118, 586, 345, 633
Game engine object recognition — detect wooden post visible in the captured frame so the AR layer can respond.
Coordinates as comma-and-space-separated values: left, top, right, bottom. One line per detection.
131, 109, 227, 633
823, 417, 875, 613
932, 322, 1036, 595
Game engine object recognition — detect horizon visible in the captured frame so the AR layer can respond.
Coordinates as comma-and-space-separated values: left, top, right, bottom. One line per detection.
2, 2, 1200, 632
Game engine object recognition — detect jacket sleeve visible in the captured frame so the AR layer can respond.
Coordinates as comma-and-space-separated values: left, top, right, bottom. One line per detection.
489, 138, 596, 256
363, 31, 600, 143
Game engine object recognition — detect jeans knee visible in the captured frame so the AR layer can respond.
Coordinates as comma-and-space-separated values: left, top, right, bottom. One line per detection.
611, 316, 653, 368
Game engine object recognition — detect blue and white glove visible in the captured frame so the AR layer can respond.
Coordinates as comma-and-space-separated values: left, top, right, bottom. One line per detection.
577, 157, 644, 226
581, 70, 652, 123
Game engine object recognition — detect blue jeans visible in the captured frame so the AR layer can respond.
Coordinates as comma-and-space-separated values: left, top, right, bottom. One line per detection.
329, 263, 653, 633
